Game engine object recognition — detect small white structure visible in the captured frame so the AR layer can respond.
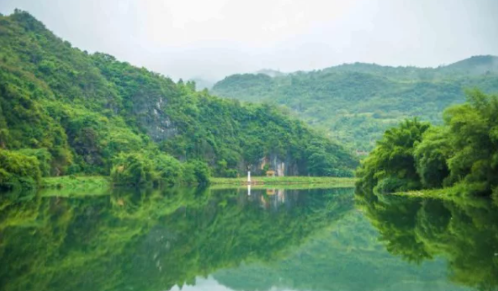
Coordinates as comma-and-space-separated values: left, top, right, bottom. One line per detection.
247, 171, 252, 195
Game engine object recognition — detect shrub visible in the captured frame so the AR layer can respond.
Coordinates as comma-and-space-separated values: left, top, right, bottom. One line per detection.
0, 149, 41, 190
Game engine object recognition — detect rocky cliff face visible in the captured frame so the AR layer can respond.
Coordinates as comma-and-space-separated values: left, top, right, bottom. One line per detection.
131, 94, 177, 142
242, 153, 300, 176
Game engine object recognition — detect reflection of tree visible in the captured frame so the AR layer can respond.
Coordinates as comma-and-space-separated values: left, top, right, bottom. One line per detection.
214, 210, 465, 291
0, 187, 352, 291
356, 188, 498, 290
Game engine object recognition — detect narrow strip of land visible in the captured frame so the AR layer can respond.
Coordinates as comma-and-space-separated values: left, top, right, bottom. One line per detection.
210, 177, 356, 187
38, 176, 356, 196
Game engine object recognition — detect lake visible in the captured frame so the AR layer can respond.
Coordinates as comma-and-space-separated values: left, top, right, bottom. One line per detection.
1, 186, 496, 291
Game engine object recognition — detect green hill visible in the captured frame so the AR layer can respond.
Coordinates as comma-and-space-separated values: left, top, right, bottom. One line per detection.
212, 55, 498, 151
0, 10, 357, 189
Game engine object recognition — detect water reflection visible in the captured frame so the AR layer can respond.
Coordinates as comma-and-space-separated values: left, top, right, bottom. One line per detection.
211, 211, 469, 291
356, 189, 498, 291
1, 186, 496, 291
0, 187, 352, 291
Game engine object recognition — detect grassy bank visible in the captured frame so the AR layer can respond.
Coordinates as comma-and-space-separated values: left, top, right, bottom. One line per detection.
209, 183, 354, 190
210, 176, 356, 187
37, 176, 357, 197
40, 176, 111, 197
42, 176, 110, 189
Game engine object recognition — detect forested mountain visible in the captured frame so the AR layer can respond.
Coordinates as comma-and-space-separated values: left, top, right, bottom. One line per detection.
212, 55, 498, 150
0, 10, 357, 189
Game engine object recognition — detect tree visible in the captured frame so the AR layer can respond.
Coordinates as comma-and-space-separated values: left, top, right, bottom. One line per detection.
414, 126, 451, 188
357, 118, 430, 193
443, 90, 498, 195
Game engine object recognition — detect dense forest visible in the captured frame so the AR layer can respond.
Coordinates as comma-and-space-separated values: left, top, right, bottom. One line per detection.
212, 55, 498, 151
0, 10, 357, 190
356, 90, 498, 198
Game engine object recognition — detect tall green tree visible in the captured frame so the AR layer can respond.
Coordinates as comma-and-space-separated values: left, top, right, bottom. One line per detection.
413, 127, 451, 188
443, 89, 498, 195
357, 118, 430, 193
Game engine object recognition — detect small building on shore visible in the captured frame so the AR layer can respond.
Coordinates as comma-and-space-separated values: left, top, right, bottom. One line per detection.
266, 170, 276, 177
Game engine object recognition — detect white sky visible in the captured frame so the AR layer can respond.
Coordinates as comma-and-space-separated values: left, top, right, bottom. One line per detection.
1, 0, 497, 81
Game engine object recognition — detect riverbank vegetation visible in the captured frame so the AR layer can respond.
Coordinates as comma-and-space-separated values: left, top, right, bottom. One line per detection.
357, 90, 498, 198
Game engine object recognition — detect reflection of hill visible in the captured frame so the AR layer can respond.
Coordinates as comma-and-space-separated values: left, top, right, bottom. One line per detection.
213, 211, 468, 291
0, 187, 352, 291
356, 189, 498, 290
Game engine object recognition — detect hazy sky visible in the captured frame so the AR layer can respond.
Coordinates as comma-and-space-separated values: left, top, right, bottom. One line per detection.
1, 0, 497, 80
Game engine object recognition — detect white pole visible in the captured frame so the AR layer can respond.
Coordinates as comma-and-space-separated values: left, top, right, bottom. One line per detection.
248, 171, 251, 184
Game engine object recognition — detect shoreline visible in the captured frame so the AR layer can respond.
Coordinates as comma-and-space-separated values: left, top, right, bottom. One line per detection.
33, 176, 357, 196
210, 176, 357, 187
40, 176, 357, 188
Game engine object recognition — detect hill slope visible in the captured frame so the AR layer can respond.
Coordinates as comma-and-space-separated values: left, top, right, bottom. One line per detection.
212, 56, 498, 150
0, 10, 357, 189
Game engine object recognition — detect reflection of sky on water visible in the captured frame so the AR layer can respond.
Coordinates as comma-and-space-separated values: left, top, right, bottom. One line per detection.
170, 277, 296, 291
169, 277, 232, 291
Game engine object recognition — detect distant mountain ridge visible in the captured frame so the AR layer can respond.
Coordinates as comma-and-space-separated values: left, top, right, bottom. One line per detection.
442, 55, 498, 73
324, 55, 498, 80
212, 55, 498, 150
250, 55, 498, 80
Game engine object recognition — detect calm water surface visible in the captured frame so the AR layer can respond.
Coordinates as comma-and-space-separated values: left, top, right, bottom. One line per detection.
1, 186, 497, 291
